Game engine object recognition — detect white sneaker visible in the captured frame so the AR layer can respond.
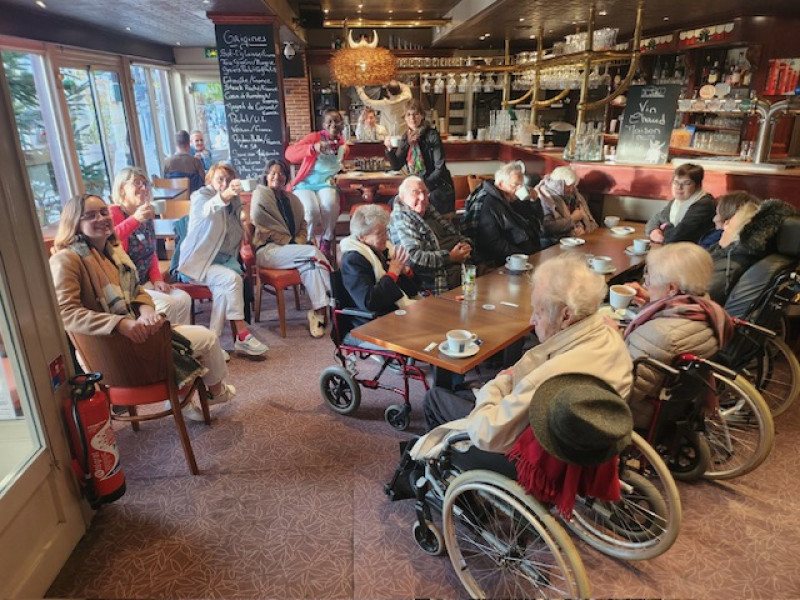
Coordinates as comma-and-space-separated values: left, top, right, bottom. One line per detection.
234, 333, 268, 356
208, 383, 236, 406
182, 404, 207, 422
307, 309, 326, 338
221, 349, 231, 362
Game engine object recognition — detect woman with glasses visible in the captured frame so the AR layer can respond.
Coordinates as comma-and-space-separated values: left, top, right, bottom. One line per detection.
463, 161, 542, 267
385, 99, 455, 216
49, 194, 236, 419
645, 163, 715, 245
622, 243, 732, 428
110, 167, 191, 325
534, 164, 597, 246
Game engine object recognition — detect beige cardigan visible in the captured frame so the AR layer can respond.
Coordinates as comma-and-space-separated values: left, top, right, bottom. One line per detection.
411, 314, 633, 459
250, 184, 308, 249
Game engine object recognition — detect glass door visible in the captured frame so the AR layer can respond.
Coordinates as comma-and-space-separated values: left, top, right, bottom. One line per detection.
59, 66, 133, 199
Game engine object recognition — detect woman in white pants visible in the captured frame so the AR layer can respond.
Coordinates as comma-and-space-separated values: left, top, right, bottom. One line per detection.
110, 166, 192, 325
251, 159, 332, 338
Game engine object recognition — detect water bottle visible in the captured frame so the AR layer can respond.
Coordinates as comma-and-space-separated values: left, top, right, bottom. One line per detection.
462, 264, 477, 301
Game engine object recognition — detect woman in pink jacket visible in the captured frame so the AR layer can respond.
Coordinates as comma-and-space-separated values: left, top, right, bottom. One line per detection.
110, 166, 192, 325
284, 109, 349, 259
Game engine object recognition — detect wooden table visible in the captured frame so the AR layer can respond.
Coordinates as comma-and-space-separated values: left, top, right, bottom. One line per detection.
152, 187, 187, 201
336, 171, 404, 202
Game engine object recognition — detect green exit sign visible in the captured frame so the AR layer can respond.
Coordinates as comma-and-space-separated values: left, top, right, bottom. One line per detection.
204, 48, 218, 59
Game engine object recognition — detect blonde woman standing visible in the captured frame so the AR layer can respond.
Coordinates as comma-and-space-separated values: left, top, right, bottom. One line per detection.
110, 166, 192, 325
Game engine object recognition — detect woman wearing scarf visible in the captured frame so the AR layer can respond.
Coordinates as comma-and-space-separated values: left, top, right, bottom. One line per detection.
340, 204, 418, 348
49, 194, 235, 421
285, 109, 349, 259
250, 159, 331, 338
385, 100, 455, 216
645, 163, 716, 245
623, 242, 733, 428
534, 165, 597, 246
109, 166, 191, 325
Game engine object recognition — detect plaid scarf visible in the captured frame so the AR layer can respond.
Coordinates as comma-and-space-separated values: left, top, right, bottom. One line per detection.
624, 294, 733, 347
405, 128, 425, 176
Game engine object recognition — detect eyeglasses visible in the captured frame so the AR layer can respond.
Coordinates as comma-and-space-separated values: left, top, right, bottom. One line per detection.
80, 208, 110, 221
129, 179, 150, 189
672, 179, 694, 188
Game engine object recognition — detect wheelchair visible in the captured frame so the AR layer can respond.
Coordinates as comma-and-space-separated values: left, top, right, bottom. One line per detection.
385, 429, 680, 597
718, 270, 800, 417
319, 270, 428, 430
635, 352, 774, 482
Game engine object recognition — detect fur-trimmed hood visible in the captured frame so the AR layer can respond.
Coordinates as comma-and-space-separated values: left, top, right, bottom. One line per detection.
733, 199, 797, 256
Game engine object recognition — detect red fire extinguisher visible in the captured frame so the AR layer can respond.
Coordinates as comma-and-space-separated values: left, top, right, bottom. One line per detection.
64, 373, 126, 508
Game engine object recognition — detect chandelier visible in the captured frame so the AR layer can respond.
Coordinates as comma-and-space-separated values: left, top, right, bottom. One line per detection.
330, 29, 397, 86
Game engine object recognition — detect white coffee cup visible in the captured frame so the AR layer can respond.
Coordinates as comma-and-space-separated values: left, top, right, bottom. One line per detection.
151, 199, 166, 216
590, 255, 613, 272
446, 329, 478, 354
604, 215, 620, 228
609, 284, 636, 310
505, 253, 529, 271
633, 238, 651, 253
389, 135, 401, 148
240, 178, 256, 192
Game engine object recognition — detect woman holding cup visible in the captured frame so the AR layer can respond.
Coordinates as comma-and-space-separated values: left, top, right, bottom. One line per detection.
534, 165, 597, 246
622, 242, 732, 428
110, 166, 192, 325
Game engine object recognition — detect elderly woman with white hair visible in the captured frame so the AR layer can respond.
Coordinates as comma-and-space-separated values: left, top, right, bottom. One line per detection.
624, 242, 733, 428
340, 204, 419, 347
109, 166, 192, 325
534, 165, 597, 245
461, 161, 542, 267
412, 253, 633, 460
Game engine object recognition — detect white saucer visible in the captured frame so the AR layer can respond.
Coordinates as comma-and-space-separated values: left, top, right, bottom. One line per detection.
439, 340, 480, 358
560, 237, 586, 247
610, 226, 636, 236
591, 265, 617, 275
625, 245, 648, 256
598, 305, 634, 321
506, 263, 533, 273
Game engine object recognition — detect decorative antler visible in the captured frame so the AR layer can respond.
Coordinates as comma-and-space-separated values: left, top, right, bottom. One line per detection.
347, 29, 379, 48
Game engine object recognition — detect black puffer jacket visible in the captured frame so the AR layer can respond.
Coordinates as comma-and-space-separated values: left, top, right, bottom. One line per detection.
709, 199, 797, 304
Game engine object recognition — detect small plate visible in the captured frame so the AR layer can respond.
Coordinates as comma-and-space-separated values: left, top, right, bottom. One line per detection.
610, 226, 635, 236
591, 265, 617, 275
625, 245, 648, 256
598, 305, 634, 322
438, 340, 480, 358
699, 84, 716, 100
560, 237, 586, 247
506, 263, 533, 274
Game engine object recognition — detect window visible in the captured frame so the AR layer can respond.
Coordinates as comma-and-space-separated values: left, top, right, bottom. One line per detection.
191, 81, 230, 162
131, 65, 175, 179
59, 66, 133, 200
2, 50, 68, 227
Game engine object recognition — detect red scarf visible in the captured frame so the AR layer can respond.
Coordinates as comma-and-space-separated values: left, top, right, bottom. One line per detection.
506, 427, 621, 519
405, 128, 425, 175
624, 294, 733, 347
320, 130, 340, 155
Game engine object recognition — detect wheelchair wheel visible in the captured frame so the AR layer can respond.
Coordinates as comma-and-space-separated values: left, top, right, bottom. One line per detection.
753, 337, 800, 418
385, 404, 410, 431
565, 432, 681, 561
320, 366, 361, 415
703, 373, 774, 480
412, 519, 445, 556
663, 429, 711, 483
442, 470, 591, 599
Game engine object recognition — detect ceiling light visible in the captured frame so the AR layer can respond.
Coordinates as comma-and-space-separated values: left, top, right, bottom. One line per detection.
358, 3, 362, 7
35, 0, 46, 7
330, 31, 396, 86
484, 33, 490, 37
176, 42, 181, 45
529, 34, 535, 39
125, 26, 131, 31
519, 17, 524, 22
388, 9, 392, 13
663, 16, 670, 21
323, 8, 329, 13
598, 10, 607, 16
417, 9, 422, 13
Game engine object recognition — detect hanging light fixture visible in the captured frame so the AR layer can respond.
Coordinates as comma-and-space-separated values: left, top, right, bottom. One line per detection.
329, 29, 397, 86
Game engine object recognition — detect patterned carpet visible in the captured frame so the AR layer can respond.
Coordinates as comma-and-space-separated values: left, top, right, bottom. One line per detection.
47, 295, 800, 599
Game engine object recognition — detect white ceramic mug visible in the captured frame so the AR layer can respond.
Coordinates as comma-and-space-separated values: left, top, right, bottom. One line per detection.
151, 199, 166, 216
590, 255, 613, 272
389, 136, 401, 148
633, 238, 651, 253
604, 215, 620, 228
506, 253, 528, 271
609, 284, 636, 310
446, 329, 478, 353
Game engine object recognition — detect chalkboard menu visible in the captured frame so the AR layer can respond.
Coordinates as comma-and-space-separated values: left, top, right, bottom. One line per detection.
616, 84, 681, 165
214, 24, 285, 179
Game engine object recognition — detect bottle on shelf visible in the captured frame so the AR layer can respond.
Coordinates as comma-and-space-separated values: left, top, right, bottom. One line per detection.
673, 55, 685, 84
653, 56, 662, 83
708, 61, 720, 85
701, 55, 712, 84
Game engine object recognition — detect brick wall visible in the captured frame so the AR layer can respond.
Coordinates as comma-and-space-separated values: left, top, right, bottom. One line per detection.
284, 78, 312, 142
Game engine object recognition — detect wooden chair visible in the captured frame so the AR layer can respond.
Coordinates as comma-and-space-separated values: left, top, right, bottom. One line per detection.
152, 176, 191, 218
453, 175, 470, 208
68, 324, 211, 475
243, 224, 304, 338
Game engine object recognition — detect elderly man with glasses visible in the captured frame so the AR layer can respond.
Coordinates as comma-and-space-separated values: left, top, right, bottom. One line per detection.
645, 163, 715, 245
461, 161, 542, 268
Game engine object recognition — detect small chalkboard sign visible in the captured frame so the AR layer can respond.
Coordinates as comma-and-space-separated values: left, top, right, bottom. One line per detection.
214, 24, 285, 179
616, 84, 681, 165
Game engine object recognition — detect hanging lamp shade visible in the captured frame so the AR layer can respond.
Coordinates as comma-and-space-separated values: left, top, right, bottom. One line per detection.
330, 30, 397, 86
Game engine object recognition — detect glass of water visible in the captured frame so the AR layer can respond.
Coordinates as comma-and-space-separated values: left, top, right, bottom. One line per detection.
462, 264, 477, 301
